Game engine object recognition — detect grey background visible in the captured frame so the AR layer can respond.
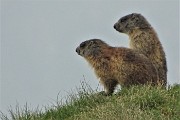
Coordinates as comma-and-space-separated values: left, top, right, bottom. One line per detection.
1, 0, 179, 114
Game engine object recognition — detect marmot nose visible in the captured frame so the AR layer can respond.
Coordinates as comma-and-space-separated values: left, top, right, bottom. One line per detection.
113, 24, 117, 29
76, 47, 80, 54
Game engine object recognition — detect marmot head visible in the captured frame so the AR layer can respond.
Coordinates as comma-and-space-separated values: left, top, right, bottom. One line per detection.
114, 13, 151, 34
76, 39, 108, 58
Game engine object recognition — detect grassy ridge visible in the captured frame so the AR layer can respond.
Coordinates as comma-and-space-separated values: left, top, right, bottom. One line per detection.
1, 84, 180, 120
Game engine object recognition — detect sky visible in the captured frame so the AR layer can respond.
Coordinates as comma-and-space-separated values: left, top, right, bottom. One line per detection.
1, 0, 179, 115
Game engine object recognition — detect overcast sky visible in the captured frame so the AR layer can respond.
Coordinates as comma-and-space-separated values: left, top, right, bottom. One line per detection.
1, 0, 179, 115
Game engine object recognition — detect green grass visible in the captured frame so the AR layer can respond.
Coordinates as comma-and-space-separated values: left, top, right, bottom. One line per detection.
1, 83, 180, 120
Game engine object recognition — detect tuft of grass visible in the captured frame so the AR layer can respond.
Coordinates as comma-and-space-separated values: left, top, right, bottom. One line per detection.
1, 83, 180, 120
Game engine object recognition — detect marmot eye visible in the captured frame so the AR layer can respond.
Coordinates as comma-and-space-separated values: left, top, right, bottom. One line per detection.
80, 42, 86, 48
121, 17, 127, 22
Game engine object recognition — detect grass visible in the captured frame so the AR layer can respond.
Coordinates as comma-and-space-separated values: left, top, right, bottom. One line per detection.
1, 83, 180, 120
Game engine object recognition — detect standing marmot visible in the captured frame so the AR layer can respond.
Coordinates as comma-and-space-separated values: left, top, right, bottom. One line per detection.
114, 13, 167, 86
76, 39, 158, 95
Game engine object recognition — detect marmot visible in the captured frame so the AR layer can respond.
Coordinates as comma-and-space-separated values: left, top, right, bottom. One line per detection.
76, 39, 158, 95
114, 13, 167, 86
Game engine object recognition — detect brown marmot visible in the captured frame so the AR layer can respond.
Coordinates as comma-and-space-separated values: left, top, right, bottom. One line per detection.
76, 39, 158, 95
114, 13, 167, 86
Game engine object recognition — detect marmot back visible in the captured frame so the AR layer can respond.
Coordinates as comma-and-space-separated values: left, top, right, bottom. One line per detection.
114, 13, 167, 86
76, 39, 158, 95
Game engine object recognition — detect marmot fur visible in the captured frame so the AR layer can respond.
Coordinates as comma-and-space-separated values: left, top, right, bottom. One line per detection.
114, 13, 167, 86
76, 39, 158, 95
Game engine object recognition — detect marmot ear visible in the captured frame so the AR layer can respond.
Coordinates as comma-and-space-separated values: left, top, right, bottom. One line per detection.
89, 40, 95, 46
131, 13, 140, 19
131, 13, 136, 18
